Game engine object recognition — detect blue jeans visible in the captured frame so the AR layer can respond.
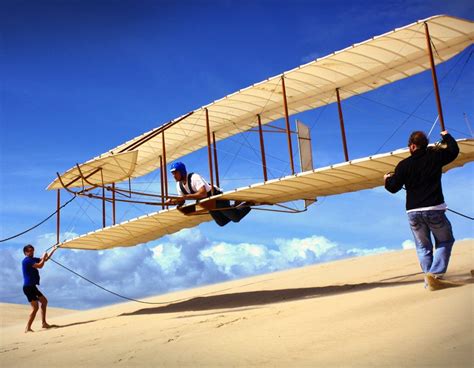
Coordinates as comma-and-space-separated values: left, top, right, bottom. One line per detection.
407, 210, 455, 275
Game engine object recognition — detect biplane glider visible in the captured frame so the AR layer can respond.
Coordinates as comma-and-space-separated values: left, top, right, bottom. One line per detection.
49, 15, 474, 250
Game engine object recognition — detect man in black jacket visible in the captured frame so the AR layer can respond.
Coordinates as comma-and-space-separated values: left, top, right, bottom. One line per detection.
384, 130, 459, 289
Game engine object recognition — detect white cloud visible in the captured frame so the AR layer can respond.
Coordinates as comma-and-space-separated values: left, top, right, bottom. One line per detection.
275, 236, 340, 261
201, 235, 345, 279
1, 229, 401, 310
402, 240, 416, 249
36, 231, 79, 250
200, 242, 273, 277
347, 246, 393, 257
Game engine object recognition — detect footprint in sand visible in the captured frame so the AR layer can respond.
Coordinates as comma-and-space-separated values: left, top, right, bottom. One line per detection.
0, 347, 19, 354
166, 334, 180, 343
216, 317, 247, 328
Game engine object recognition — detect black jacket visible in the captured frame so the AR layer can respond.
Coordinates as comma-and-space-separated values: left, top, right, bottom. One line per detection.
385, 134, 459, 210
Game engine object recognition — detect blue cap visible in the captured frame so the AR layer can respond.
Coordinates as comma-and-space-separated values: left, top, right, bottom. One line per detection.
170, 162, 187, 176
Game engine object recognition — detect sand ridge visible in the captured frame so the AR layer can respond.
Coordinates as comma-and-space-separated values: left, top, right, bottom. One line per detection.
1, 241, 472, 367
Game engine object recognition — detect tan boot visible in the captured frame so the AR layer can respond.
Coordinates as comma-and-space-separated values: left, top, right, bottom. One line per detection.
425, 273, 463, 291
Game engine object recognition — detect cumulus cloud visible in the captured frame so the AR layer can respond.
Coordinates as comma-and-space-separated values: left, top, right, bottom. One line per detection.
402, 240, 416, 249
36, 231, 79, 248
347, 246, 393, 257
1, 229, 399, 310
199, 235, 343, 279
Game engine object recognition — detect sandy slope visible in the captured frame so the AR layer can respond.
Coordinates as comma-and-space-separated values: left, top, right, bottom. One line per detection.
0, 304, 75, 329
1, 241, 472, 368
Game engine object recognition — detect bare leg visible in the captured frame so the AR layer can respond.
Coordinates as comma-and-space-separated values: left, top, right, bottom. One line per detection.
39, 295, 51, 328
25, 301, 39, 333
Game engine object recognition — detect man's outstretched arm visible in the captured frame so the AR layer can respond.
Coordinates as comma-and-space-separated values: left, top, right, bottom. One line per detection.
33, 246, 58, 269
439, 130, 459, 165
384, 165, 405, 194
166, 186, 208, 205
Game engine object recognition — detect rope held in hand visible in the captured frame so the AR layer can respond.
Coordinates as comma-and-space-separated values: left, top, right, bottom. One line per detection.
0, 196, 76, 243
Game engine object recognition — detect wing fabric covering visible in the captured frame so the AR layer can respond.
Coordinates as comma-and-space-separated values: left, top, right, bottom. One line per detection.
47, 151, 138, 190
60, 209, 213, 250
58, 139, 473, 250
219, 139, 474, 204
49, 15, 474, 190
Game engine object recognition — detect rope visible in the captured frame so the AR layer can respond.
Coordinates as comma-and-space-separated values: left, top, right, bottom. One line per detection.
398, 186, 472, 221
0, 196, 76, 243
447, 208, 474, 221
48, 257, 183, 305
48, 255, 271, 306
464, 113, 474, 138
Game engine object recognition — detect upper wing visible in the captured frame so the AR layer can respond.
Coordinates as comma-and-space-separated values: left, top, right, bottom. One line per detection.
58, 139, 473, 250
49, 15, 474, 190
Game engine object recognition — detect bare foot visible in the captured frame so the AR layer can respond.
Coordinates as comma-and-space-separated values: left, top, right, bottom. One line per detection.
42, 323, 52, 329
25, 328, 34, 333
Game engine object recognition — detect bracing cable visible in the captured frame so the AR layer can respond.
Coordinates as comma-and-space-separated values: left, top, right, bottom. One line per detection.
373, 45, 473, 153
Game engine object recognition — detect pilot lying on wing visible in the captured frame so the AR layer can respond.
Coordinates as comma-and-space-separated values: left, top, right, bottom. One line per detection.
166, 162, 251, 226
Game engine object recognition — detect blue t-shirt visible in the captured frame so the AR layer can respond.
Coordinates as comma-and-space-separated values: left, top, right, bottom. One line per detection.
22, 257, 40, 286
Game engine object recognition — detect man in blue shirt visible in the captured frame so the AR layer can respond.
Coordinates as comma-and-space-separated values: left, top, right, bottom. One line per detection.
22, 244, 58, 333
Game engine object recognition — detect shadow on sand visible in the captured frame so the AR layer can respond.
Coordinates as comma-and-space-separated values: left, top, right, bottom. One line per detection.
121, 274, 425, 317
47, 317, 112, 330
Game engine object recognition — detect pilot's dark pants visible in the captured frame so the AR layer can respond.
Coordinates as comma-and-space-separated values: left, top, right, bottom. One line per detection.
210, 200, 251, 227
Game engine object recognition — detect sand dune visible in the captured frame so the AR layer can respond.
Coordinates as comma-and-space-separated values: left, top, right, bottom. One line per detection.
0, 303, 75, 329
1, 241, 472, 368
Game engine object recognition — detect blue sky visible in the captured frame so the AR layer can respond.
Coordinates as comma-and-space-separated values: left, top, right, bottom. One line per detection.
1, 0, 473, 310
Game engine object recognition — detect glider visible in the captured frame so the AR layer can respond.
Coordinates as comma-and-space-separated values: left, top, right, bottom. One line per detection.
48, 15, 474, 250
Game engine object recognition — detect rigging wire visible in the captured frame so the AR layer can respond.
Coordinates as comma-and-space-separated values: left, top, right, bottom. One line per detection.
345, 92, 434, 125
222, 79, 283, 180
216, 144, 288, 177
464, 113, 474, 138
451, 48, 472, 93
118, 169, 161, 223
345, 93, 470, 138
344, 90, 469, 138
372, 45, 473, 154
0, 196, 77, 243
74, 192, 112, 226
67, 194, 100, 229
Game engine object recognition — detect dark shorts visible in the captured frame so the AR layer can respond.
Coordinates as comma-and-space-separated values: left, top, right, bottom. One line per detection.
23, 285, 44, 302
